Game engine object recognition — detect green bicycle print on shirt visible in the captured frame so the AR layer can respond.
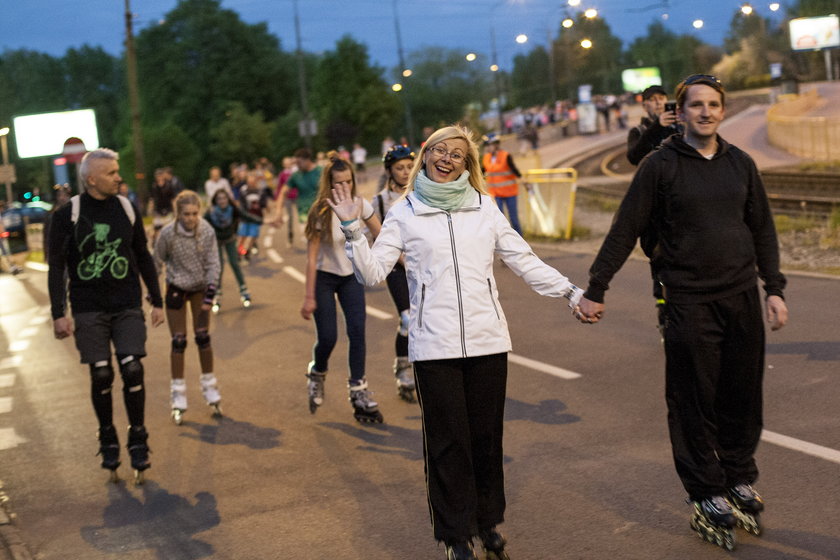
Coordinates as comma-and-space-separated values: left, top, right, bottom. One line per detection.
77, 223, 129, 280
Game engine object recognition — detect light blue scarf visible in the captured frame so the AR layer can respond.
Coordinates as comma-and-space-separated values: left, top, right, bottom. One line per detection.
413, 169, 473, 212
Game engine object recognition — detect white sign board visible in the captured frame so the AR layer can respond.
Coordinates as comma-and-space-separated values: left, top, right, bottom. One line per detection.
789, 15, 840, 51
13, 109, 99, 159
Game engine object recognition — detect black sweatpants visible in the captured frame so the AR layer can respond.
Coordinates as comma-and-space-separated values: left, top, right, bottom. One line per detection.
414, 353, 507, 543
664, 287, 765, 500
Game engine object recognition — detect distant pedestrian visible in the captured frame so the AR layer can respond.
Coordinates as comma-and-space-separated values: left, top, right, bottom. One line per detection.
301, 152, 384, 424
278, 148, 322, 223
154, 190, 222, 425
351, 143, 367, 173
236, 171, 270, 260
48, 148, 164, 484
204, 166, 234, 203
148, 168, 177, 246
481, 132, 523, 235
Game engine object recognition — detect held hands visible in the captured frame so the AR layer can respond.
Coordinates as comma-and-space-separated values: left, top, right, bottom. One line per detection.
766, 295, 788, 331
326, 182, 362, 222
573, 297, 604, 324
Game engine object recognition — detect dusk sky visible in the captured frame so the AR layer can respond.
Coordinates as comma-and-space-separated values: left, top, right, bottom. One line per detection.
1, 0, 787, 71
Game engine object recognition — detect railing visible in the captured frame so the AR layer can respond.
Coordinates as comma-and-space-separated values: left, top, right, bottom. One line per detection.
520, 168, 578, 239
767, 90, 840, 161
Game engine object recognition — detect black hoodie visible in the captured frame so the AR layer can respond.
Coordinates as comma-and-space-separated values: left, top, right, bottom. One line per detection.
585, 134, 786, 304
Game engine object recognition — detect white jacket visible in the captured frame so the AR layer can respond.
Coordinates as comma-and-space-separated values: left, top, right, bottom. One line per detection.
342, 190, 582, 362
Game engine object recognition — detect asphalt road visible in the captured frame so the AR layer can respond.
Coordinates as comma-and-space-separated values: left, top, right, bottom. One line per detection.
1, 225, 839, 559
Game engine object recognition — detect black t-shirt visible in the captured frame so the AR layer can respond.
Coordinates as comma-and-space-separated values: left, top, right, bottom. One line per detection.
48, 193, 162, 319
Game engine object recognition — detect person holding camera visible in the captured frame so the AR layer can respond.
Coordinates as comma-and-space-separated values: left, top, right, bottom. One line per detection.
626, 85, 681, 166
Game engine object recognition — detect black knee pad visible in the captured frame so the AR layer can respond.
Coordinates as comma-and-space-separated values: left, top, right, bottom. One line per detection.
117, 355, 145, 388
172, 334, 187, 354
195, 330, 211, 350
89, 361, 115, 394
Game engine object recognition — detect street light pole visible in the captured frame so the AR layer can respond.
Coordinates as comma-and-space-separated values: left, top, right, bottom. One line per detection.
293, 0, 313, 149
392, 0, 416, 147
125, 0, 148, 202
0, 128, 13, 204
490, 25, 505, 134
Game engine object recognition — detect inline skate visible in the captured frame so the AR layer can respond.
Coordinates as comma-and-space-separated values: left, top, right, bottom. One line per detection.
211, 294, 221, 314
170, 378, 187, 425
126, 425, 150, 485
479, 527, 510, 560
306, 362, 326, 414
728, 483, 763, 536
444, 540, 477, 560
394, 356, 416, 403
97, 424, 121, 483
240, 289, 252, 308
349, 379, 383, 424
200, 373, 223, 417
689, 496, 736, 551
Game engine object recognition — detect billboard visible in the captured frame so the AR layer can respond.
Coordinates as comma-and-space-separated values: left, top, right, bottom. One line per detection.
621, 67, 662, 93
12, 109, 99, 159
789, 15, 840, 51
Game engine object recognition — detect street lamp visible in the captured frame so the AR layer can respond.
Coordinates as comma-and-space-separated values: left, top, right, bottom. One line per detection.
515, 34, 528, 44
584, 8, 598, 19
466, 52, 477, 62
580, 38, 593, 49
0, 127, 13, 204
693, 19, 704, 29
741, 3, 754, 15
562, 18, 574, 28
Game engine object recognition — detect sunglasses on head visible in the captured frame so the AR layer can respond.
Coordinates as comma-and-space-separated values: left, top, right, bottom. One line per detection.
683, 74, 722, 86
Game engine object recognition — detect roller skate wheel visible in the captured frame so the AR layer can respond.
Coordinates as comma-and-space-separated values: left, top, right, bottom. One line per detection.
171, 409, 184, 425
242, 298, 251, 308
108, 470, 120, 484
210, 403, 223, 418
211, 303, 220, 314
353, 410, 384, 424
134, 470, 145, 486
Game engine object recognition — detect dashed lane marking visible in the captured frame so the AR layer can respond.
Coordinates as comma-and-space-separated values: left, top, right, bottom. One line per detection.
0, 397, 11, 414
0, 356, 22, 370
0, 428, 28, 450
267, 248, 284, 264
0, 374, 14, 388
509, 353, 582, 380
25, 261, 49, 272
762, 430, 840, 465
282, 265, 393, 319
7, 340, 29, 352
18, 326, 38, 338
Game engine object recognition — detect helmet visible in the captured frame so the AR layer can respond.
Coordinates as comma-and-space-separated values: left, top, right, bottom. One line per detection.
382, 144, 416, 168
482, 132, 501, 145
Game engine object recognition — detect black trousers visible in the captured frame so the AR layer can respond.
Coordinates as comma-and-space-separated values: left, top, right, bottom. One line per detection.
414, 353, 507, 543
664, 287, 765, 500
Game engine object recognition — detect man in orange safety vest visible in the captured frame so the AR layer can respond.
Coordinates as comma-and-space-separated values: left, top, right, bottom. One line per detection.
482, 133, 523, 235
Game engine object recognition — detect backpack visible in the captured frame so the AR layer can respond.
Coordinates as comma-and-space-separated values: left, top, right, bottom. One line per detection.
70, 194, 136, 225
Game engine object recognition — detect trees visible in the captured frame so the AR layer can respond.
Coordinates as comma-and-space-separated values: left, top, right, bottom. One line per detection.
548, 15, 623, 100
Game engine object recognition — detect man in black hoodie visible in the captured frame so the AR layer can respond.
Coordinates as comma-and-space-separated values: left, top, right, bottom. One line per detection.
577, 75, 788, 542
49, 148, 164, 484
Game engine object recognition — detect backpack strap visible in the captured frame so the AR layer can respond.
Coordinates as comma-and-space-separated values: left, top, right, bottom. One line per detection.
70, 194, 135, 225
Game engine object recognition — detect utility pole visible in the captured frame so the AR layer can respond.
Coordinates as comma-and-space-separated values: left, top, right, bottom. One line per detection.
392, 0, 416, 147
490, 26, 505, 134
124, 0, 147, 202
293, 0, 313, 149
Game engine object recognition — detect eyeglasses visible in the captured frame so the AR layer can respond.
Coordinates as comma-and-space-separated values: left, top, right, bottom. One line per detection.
428, 145, 465, 163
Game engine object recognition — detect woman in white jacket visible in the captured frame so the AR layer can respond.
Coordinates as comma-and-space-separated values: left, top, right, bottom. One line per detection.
329, 125, 585, 560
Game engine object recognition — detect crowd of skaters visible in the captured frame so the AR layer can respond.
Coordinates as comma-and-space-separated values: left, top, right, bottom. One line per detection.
42, 71, 790, 558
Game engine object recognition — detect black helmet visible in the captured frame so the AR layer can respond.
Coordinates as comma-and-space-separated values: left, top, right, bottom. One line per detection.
482, 132, 501, 145
382, 144, 415, 168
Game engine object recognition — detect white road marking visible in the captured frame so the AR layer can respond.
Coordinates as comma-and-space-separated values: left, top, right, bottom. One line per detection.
509, 353, 582, 380
0, 374, 14, 388
8, 340, 29, 352
366, 306, 394, 320
283, 266, 306, 283
762, 430, 840, 465
282, 266, 393, 319
0, 397, 11, 414
0, 428, 28, 450
264, 235, 273, 248
28, 314, 50, 326
267, 248, 284, 263
25, 262, 49, 272
18, 326, 38, 338
0, 356, 21, 370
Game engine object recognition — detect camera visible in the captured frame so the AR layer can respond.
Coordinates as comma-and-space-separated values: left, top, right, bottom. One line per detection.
665, 101, 677, 113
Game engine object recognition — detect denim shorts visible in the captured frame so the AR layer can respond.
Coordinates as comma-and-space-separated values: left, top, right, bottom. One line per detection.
237, 222, 260, 238
73, 308, 147, 364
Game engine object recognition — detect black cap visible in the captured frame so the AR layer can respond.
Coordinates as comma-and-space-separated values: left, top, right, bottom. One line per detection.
641, 85, 667, 100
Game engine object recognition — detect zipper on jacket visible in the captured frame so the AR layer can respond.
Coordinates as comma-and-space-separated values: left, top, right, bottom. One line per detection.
487, 278, 500, 320
418, 284, 426, 329
447, 213, 467, 357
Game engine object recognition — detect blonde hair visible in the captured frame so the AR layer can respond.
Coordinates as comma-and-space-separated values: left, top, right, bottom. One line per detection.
406, 124, 488, 196
304, 151, 355, 243
174, 189, 202, 217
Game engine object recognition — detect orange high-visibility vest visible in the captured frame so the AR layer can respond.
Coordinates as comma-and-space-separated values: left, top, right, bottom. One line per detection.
483, 151, 518, 198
